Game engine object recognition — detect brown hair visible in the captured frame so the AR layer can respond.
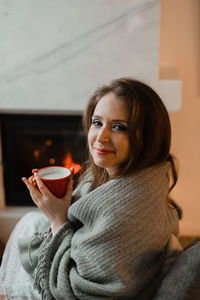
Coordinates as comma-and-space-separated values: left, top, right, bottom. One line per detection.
82, 77, 178, 191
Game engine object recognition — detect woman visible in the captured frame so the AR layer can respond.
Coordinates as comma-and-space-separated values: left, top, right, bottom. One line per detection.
0, 78, 182, 299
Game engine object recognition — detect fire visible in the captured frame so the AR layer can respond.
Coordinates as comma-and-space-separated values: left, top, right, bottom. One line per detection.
49, 158, 56, 165
63, 153, 82, 174
33, 149, 40, 160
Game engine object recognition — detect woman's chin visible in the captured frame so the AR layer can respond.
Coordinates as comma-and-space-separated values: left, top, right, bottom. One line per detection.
93, 159, 109, 169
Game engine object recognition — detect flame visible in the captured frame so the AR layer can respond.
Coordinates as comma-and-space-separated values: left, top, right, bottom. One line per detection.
49, 158, 56, 165
33, 149, 40, 161
45, 139, 52, 146
63, 153, 81, 174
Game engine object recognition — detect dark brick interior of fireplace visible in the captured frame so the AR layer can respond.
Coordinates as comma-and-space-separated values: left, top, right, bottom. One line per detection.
0, 113, 87, 206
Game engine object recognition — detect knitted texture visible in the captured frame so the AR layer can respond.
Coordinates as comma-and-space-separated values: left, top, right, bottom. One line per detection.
18, 162, 180, 299
154, 240, 200, 300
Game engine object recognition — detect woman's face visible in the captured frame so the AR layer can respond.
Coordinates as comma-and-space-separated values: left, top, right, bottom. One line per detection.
88, 92, 130, 176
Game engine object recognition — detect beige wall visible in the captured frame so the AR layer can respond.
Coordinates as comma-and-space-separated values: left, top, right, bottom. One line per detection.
160, 0, 200, 235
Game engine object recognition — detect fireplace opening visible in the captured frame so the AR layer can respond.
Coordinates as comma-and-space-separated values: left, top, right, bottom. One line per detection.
0, 112, 87, 206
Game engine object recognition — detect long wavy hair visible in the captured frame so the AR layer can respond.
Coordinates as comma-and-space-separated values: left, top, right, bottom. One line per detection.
81, 77, 178, 192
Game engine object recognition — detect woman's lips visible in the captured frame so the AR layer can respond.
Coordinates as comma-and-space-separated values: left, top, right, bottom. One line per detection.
95, 148, 114, 155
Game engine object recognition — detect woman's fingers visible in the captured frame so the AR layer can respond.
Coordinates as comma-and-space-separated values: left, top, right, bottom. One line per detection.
62, 178, 73, 206
22, 177, 42, 205
22, 177, 36, 191
34, 173, 52, 197
70, 167, 74, 177
67, 178, 74, 195
28, 175, 36, 186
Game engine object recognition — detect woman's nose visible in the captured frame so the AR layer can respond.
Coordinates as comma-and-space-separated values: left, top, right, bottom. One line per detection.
97, 126, 109, 143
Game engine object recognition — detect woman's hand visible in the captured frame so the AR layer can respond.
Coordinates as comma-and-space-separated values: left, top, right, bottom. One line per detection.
22, 169, 74, 235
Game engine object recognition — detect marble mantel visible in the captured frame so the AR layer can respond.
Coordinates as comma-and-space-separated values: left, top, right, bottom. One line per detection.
0, 0, 181, 113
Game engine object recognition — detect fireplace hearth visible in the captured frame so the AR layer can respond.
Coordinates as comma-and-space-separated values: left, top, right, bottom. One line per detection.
0, 112, 87, 206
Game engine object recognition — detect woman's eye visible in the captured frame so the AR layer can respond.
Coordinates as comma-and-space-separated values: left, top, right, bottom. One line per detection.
113, 124, 128, 132
92, 119, 102, 127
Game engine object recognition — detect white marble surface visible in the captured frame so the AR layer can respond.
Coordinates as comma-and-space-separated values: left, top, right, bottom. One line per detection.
0, 0, 181, 112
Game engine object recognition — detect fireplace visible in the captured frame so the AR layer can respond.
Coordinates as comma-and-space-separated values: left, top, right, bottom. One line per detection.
0, 112, 87, 206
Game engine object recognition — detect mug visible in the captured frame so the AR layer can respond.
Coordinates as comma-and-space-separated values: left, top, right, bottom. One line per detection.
31, 166, 71, 198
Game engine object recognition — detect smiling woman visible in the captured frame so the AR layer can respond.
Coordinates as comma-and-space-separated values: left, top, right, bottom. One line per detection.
88, 92, 130, 176
83, 77, 177, 191
0, 78, 182, 299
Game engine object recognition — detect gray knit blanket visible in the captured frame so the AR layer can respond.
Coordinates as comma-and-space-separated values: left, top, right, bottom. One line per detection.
18, 162, 180, 299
